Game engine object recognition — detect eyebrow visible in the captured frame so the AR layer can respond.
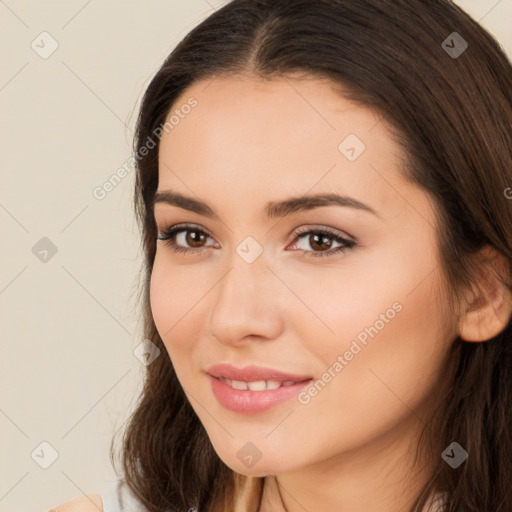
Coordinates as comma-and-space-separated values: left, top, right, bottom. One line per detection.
152, 190, 380, 219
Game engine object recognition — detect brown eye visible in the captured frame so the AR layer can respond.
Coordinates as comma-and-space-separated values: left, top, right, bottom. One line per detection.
185, 229, 208, 247
290, 227, 356, 258
308, 233, 334, 252
156, 224, 218, 254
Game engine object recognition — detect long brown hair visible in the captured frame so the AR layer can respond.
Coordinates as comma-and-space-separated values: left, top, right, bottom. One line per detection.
110, 1, 512, 510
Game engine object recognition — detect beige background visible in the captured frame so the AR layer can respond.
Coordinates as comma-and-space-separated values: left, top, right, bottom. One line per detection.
0, 1, 510, 510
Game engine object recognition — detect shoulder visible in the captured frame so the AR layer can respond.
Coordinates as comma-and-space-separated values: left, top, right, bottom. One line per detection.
47, 493, 103, 511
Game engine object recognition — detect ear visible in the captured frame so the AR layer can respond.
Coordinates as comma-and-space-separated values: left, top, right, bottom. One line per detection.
457, 245, 512, 342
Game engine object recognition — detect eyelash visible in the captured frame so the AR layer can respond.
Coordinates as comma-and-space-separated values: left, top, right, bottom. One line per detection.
155, 222, 356, 258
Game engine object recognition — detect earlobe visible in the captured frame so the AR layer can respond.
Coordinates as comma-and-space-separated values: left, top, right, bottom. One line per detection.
457, 246, 512, 343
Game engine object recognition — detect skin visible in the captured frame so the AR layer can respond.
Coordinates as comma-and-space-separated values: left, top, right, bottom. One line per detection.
149, 74, 503, 512
50, 493, 103, 511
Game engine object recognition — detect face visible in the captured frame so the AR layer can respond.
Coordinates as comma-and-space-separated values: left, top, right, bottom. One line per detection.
150, 74, 457, 477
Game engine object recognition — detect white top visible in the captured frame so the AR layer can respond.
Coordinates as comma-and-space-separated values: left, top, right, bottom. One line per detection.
100, 479, 149, 512
100, 478, 445, 511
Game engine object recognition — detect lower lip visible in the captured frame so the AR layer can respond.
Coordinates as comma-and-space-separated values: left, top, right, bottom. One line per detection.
208, 374, 312, 414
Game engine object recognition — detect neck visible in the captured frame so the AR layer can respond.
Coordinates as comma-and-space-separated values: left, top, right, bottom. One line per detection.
258, 412, 437, 512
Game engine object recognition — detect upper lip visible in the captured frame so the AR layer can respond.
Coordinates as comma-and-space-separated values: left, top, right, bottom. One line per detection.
206, 363, 313, 383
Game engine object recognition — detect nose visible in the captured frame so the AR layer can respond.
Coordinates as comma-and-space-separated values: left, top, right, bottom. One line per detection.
209, 255, 285, 347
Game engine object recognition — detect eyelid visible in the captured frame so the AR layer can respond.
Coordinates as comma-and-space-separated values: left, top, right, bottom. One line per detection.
156, 222, 214, 239
156, 222, 219, 248
292, 224, 357, 244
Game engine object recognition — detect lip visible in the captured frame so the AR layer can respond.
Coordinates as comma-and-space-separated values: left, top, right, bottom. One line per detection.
206, 363, 313, 383
206, 364, 313, 414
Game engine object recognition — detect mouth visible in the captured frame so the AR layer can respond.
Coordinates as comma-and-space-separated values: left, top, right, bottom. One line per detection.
215, 377, 306, 391
206, 364, 313, 414
206, 363, 313, 383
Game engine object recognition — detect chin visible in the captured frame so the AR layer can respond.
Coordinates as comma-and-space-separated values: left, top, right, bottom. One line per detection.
214, 451, 293, 477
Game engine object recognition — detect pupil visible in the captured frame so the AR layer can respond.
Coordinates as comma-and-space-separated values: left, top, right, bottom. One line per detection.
311, 233, 331, 251
187, 230, 205, 247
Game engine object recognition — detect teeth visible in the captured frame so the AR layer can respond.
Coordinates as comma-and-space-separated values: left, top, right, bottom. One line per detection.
231, 379, 248, 390
247, 380, 267, 391
219, 377, 295, 391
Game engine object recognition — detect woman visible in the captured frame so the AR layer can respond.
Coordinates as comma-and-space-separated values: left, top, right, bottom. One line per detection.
49, 0, 512, 510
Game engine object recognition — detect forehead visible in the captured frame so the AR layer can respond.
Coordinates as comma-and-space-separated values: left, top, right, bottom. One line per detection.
156, 74, 423, 223
161, 74, 387, 162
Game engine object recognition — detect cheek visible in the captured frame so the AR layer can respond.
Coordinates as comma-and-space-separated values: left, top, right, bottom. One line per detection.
283, 247, 438, 363
280, 288, 448, 462
149, 255, 208, 369
299, 237, 450, 394
302, 262, 450, 428
149, 259, 169, 337
149, 258, 188, 355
